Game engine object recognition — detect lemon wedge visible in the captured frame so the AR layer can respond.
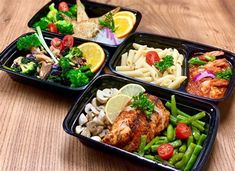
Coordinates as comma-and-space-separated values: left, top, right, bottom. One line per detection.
105, 94, 131, 124
118, 84, 145, 97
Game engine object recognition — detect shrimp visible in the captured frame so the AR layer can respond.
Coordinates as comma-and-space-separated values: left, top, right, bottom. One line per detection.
204, 58, 230, 73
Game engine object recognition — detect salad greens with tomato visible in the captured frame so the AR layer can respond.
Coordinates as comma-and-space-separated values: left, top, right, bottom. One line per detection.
137, 95, 207, 171
5, 27, 95, 88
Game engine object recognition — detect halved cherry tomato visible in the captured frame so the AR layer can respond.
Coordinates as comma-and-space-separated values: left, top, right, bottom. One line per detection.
58, 2, 69, 12
51, 38, 64, 51
146, 51, 160, 65
157, 144, 174, 160
62, 35, 74, 48
176, 123, 192, 140
48, 23, 58, 33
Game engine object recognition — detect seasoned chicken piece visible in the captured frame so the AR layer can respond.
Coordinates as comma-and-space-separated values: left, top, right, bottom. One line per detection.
123, 111, 148, 151
103, 95, 170, 152
103, 110, 138, 148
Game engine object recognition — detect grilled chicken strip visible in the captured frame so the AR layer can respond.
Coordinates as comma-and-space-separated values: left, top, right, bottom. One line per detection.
103, 94, 170, 152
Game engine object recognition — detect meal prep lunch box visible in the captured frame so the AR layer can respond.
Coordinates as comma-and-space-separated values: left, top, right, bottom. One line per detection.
108, 32, 235, 103
63, 74, 219, 171
0, 32, 109, 93
27, 0, 142, 51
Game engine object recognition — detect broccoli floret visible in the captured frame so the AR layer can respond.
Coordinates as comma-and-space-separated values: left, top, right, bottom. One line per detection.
55, 20, 74, 34
16, 34, 41, 51
47, 3, 58, 22
70, 5, 77, 16
64, 47, 82, 60
59, 57, 72, 74
66, 69, 90, 87
20, 61, 38, 75
33, 17, 50, 30
56, 11, 73, 21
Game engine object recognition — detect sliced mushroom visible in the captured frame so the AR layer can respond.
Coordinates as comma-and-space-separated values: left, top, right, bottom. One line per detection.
96, 90, 109, 104
91, 98, 98, 108
98, 129, 109, 138
93, 116, 104, 126
39, 61, 52, 79
84, 103, 99, 115
35, 54, 53, 63
75, 125, 85, 134
86, 121, 104, 135
91, 136, 101, 142
86, 112, 94, 122
79, 113, 88, 126
98, 110, 106, 122
103, 88, 118, 98
81, 128, 91, 137
12, 56, 23, 66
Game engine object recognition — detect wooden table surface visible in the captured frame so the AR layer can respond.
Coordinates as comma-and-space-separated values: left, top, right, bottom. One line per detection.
0, 0, 235, 171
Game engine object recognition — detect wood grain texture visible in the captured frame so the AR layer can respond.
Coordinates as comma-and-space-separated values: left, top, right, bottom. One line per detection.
0, 0, 235, 171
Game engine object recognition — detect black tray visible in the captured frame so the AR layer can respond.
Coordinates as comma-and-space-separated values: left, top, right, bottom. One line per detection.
108, 32, 235, 103
0, 32, 109, 93
27, 0, 142, 51
63, 74, 219, 171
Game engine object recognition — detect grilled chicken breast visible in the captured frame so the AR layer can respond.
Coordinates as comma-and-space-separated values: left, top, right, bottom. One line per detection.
103, 94, 170, 152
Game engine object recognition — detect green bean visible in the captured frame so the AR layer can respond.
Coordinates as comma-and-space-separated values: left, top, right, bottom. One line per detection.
170, 115, 177, 125
163, 130, 167, 136
176, 115, 189, 124
170, 140, 182, 148
165, 102, 205, 126
169, 153, 184, 165
138, 135, 147, 156
184, 145, 203, 171
197, 134, 207, 146
155, 139, 168, 145
171, 95, 177, 116
179, 144, 187, 153
144, 154, 155, 160
192, 127, 200, 142
187, 111, 206, 123
167, 124, 174, 141
144, 136, 159, 151
187, 136, 194, 147
192, 121, 205, 132
175, 143, 196, 169
151, 144, 160, 153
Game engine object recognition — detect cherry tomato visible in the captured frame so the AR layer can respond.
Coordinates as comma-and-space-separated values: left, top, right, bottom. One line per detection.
145, 51, 160, 65
48, 23, 58, 33
176, 123, 192, 140
51, 38, 64, 51
62, 35, 74, 48
58, 2, 69, 12
157, 144, 174, 160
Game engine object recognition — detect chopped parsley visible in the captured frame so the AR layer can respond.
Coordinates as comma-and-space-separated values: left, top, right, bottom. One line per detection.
130, 93, 154, 119
216, 68, 232, 80
98, 12, 116, 32
189, 57, 207, 65
154, 55, 174, 72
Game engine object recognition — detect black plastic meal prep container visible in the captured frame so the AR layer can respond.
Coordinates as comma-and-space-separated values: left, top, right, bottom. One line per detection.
27, 0, 142, 52
108, 32, 235, 103
0, 32, 109, 93
63, 74, 219, 171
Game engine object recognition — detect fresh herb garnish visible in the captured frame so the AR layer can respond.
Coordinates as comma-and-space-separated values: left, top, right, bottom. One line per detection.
154, 55, 174, 72
216, 68, 232, 80
130, 93, 155, 119
99, 12, 116, 32
204, 55, 216, 61
188, 57, 206, 65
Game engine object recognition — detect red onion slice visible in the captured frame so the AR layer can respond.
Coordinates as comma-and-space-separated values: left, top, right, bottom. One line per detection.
193, 70, 215, 82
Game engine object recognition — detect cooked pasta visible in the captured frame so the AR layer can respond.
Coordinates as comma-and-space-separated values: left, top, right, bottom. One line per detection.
115, 43, 187, 89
